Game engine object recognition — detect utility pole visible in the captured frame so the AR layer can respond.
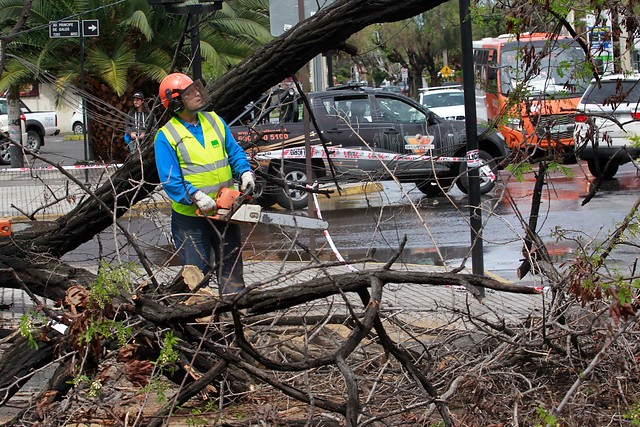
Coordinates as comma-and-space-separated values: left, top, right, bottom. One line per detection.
296, 0, 316, 253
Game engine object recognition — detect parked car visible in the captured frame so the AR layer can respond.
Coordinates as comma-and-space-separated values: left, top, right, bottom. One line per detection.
70, 111, 85, 134
230, 85, 510, 209
418, 86, 466, 121
574, 73, 640, 179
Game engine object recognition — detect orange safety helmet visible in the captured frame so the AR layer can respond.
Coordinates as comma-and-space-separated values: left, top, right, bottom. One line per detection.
159, 73, 194, 109
159, 72, 210, 113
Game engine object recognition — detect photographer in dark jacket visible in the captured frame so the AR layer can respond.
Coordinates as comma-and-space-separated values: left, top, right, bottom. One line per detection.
125, 92, 155, 153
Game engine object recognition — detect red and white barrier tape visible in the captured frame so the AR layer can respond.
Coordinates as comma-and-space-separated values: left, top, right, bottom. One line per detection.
310, 183, 359, 272
0, 163, 122, 173
256, 145, 496, 182
255, 145, 467, 163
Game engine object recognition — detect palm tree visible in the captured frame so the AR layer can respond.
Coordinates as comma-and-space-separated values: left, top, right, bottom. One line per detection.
0, 0, 271, 161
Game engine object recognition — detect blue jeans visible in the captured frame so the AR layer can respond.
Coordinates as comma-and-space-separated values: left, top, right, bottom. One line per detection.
171, 211, 245, 295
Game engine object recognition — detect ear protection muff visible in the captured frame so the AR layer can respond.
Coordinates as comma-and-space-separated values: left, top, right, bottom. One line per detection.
165, 88, 184, 114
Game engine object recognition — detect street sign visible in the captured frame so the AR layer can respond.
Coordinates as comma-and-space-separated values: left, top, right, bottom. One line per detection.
82, 19, 100, 37
49, 21, 80, 38
269, 0, 334, 37
439, 65, 453, 78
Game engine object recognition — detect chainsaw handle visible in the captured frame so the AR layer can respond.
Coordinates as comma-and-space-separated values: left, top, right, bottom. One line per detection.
195, 209, 221, 220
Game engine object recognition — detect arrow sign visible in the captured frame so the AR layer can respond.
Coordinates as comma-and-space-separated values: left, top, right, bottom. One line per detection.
49, 21, 80, 38
82, 19, 99, 37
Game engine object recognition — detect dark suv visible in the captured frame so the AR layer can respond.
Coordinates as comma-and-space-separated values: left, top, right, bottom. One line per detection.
230, 85, 510, 209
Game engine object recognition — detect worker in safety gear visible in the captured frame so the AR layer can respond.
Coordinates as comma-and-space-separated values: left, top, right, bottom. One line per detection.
154, 72, 255, 296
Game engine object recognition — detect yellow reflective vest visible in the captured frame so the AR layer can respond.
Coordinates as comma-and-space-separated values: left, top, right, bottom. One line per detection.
159, 112, 234, 216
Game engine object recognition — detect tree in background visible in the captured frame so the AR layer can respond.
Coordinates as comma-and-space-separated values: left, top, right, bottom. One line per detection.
349, 2, 462, 97
338, 0, 513, 95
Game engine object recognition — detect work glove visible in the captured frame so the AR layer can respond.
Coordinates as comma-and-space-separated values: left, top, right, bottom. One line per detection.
193, 190, 216, 212
240, 171, 256, 194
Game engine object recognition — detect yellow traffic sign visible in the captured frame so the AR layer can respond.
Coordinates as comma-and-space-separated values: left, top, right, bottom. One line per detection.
439, 65, 453, 78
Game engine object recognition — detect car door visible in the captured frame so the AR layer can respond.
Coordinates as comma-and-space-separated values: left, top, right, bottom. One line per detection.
585, 80, 640, 148
319, 94, 381, 177
370, 94, 441, 176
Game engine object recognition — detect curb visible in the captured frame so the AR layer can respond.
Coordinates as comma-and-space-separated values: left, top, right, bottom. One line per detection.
322, 182, 383, 196
62, 134, 85, 140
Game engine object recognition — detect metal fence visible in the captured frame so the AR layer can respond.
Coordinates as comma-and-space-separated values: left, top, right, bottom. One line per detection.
1, 164, 123, 330
0, 164, 121, 220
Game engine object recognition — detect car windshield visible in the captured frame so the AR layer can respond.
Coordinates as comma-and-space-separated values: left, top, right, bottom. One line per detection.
582, 80, 640, 107
422, 92, 464, 108
377, 97, 427, 123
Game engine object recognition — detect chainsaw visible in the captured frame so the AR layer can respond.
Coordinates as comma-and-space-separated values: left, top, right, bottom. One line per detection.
196, 187, 329, 230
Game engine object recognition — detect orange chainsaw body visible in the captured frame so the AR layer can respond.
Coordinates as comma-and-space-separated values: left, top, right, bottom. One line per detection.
197, 188, 260, 223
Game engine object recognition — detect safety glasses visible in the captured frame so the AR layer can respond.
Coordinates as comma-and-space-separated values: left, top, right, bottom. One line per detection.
180, 79, 211, 112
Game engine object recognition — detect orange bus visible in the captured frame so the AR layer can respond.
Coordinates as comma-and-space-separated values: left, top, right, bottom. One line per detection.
473, 33, 590, 159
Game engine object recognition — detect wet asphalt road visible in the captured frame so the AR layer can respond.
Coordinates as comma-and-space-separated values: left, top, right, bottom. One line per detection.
245, 162, 639, 286
9, 134, 639, 287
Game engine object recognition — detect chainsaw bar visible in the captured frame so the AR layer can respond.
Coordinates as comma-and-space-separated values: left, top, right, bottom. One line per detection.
257, 211, 329, 230
196, 188, 329, 230
208, 204, 328, 230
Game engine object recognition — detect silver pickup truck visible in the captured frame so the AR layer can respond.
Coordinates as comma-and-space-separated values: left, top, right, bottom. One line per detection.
0, 98, 59, 160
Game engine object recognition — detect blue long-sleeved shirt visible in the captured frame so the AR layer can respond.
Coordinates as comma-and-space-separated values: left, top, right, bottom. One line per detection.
154, 114, 252, 205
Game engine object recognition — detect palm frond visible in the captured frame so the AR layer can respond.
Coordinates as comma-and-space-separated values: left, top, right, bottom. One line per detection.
88, 44, 135, 96
120, 9, 154, 41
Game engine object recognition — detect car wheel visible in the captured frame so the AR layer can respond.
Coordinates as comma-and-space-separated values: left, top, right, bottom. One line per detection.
416, 179, 447, 197
26, 130, 42, 152
275, 162, 313, 210
587, 158, 618, 179
72, 122, 85, 135
0, 140, 10, 165
455, 149, 498, 195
